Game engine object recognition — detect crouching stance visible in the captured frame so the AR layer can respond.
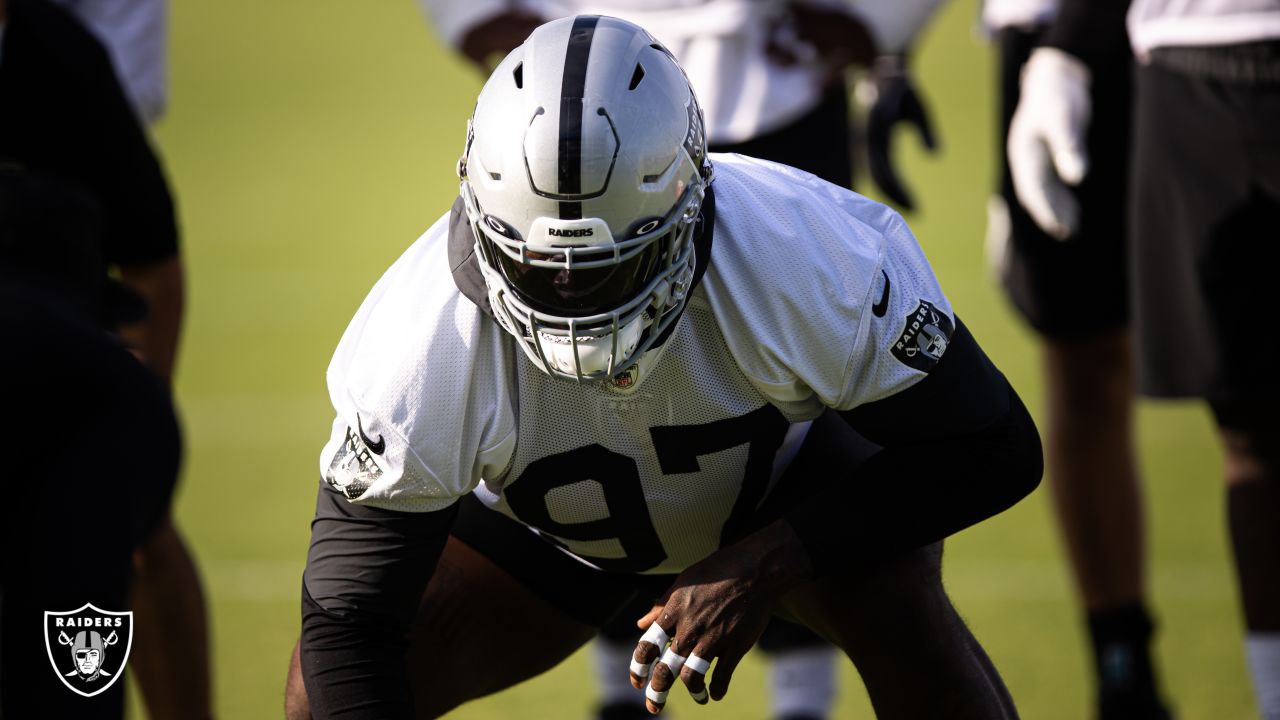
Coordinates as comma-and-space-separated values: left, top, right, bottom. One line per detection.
286, 15, 1042, 719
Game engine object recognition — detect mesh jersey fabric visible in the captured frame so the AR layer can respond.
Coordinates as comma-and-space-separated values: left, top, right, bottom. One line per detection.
319, 153, 954, 572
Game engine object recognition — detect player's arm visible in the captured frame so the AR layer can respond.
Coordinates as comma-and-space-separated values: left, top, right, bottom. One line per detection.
778, 0, 948, 69
864, 52, 937, 212
1006, 0, 1131, 239
630, 317, 1040, 713
1044, 0, 1132, 70
299, 487, 458, 719
415, 0, 544, 70
118, 256, 184, 384
64, 0, 185, 384
787, 315, 1041, 573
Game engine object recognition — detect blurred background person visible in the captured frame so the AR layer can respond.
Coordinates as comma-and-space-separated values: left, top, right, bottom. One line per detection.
415, 3, 946, 719
0, 167, 181, 720
0, 1, 211, 717
984, 0, 1171, 717
1007, 0, 1280, 718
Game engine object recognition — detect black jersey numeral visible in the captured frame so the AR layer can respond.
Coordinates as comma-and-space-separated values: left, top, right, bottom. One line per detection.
649, 405, 790, 546
503, 405, 789, 572
502, 444, 666, 572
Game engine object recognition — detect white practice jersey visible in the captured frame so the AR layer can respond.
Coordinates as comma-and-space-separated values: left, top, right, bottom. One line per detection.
422, 0, 944, 144
1128, 0, 1280, 57
320, 154, 954, 574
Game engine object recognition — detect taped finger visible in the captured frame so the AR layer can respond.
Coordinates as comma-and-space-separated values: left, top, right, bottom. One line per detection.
640, 622, 670, 650
645, 648, 682, 712
680, 652, 713, 704
630, 622, 671, 682
645, 683, 670, 706
660, 648, 687, 675
685, 653, 711, 675
629, 655, 654, 680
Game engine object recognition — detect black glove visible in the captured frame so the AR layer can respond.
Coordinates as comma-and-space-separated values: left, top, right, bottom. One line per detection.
866, 55, 937, 212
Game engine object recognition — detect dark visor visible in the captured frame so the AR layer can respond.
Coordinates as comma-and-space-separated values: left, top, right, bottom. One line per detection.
495, 238, 662, 316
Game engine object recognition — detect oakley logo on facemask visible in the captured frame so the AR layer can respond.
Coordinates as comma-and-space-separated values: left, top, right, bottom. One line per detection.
636, 219, 661, 234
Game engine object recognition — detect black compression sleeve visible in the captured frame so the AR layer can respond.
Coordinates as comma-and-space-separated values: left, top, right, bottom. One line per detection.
300, 486, 459, 719
1044, 0, 1133, 70
785, 317, 1043, 575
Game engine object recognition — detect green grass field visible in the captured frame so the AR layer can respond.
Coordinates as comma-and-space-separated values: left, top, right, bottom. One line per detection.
145, 1, 1253, 717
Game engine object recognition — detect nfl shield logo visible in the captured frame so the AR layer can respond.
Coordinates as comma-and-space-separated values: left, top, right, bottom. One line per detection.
44, 604, 134, 697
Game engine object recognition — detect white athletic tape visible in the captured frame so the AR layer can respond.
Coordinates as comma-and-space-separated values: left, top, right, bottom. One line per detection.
660, 648, 687, 674
645, 684, 669, 705
690, 687, 709, 703
685, 654, 711, 675
629, 657, 653, 678
639, 623, 670, 649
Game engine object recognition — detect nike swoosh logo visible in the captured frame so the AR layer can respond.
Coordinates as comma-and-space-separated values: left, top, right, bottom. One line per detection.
871, 270, 891, 318
356, 415, 386, 455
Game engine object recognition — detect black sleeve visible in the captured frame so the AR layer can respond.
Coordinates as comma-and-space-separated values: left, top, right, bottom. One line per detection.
1044, 0, 1133, 70
300, 486, 459, 719
785, 317, 1043, 575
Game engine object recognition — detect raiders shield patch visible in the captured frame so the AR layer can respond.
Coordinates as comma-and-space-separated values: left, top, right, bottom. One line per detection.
891, 300, 954, 372
324, 416, 385, 500
44, 604, 133, 697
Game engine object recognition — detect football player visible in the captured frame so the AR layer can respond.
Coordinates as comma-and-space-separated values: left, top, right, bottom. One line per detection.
1007, 1, 1280, 718
285, 16, 1042, 719
0, 167, 181, 720
984, 0, 1171, 717
425, 6, 945, 715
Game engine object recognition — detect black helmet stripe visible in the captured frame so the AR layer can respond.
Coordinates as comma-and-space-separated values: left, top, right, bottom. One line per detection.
557, 14, 600, 219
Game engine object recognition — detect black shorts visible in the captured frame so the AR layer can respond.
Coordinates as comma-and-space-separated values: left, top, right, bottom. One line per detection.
1129, 48, 1280, 412
994, 27, 1132, 339
450, 409, 880, 629
710, 85, 853, 189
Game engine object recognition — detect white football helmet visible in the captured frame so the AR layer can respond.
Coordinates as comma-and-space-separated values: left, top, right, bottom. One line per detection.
458, 15, 712, 383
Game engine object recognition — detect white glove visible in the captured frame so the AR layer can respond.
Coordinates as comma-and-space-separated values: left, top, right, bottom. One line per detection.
1007, 47, 1091, 240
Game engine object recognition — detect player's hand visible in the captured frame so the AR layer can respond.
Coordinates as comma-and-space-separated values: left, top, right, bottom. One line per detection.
628, 522, 812, 714
865, 54, 937, 212
1007, 47, 1091, 240
459, 10, 545, 71
767, 3, 877, 80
